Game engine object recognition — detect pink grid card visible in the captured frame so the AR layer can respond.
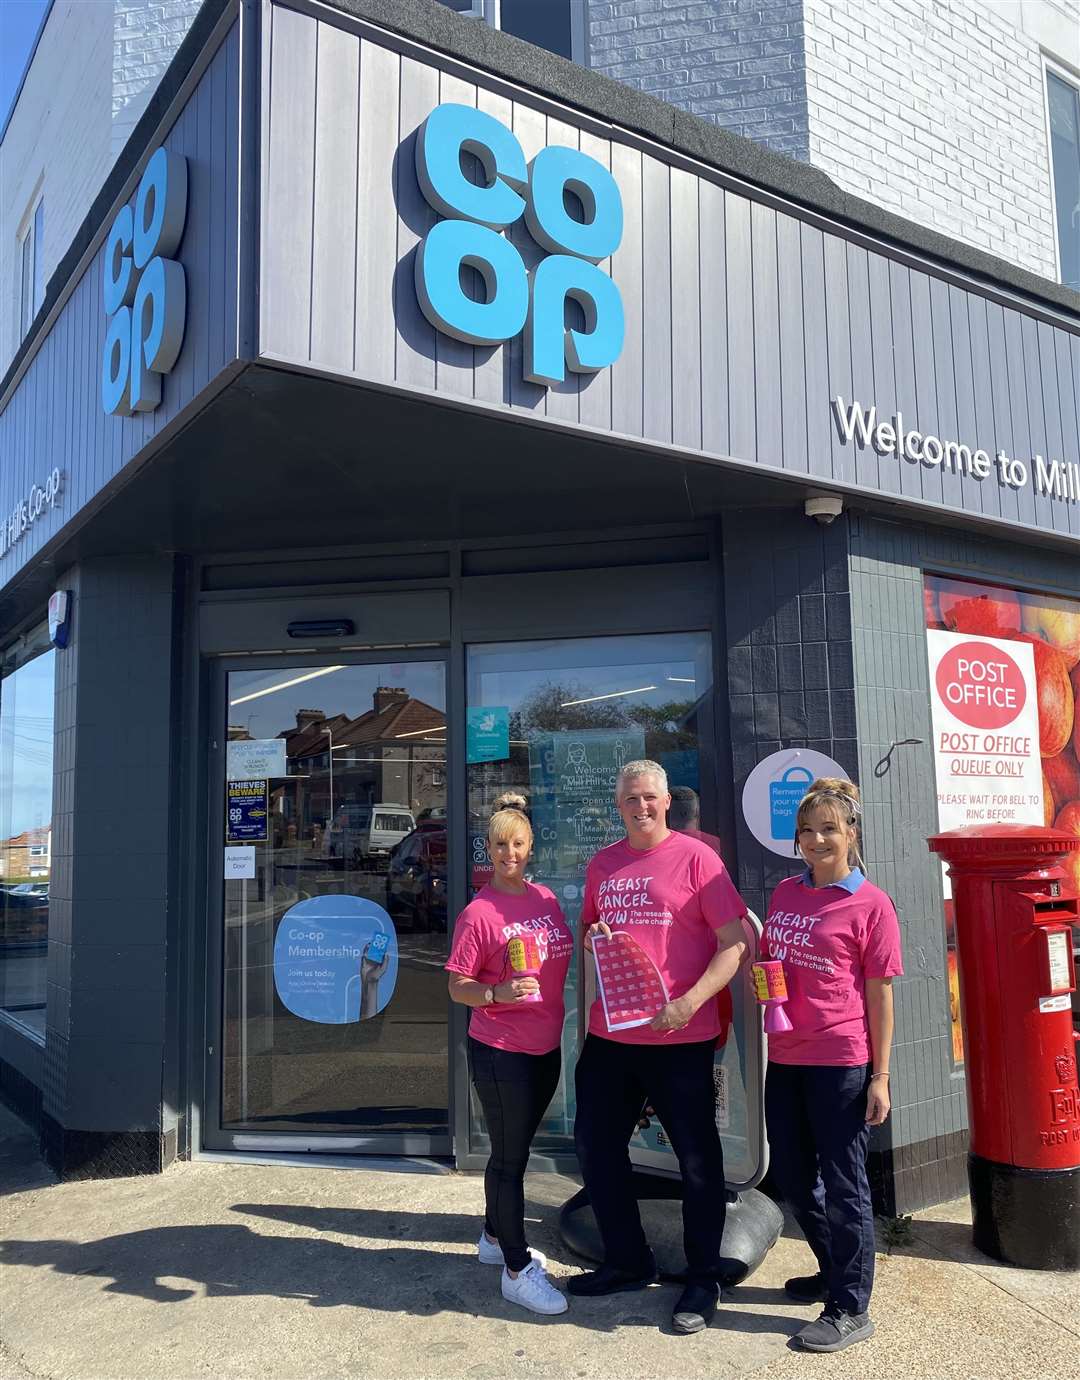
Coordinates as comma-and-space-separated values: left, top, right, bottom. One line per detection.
593, 931, 669, 1032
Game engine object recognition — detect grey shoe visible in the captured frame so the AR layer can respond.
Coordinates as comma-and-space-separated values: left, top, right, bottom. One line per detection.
796, 1307, 875, 1352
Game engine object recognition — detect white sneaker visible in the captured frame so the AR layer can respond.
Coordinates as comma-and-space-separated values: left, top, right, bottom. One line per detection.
477, 1233, 546, 1269
501, 1261, 568, 1315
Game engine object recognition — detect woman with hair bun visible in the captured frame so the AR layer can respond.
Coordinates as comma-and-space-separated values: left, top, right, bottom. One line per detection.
762, 777, 903, 1354
445, 793, 573, 1316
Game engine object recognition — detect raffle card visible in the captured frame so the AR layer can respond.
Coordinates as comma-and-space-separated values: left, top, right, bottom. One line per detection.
593, 931, 669, 1031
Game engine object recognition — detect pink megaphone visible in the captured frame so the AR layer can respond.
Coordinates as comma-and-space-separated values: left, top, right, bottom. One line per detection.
751, 960, 793, 1033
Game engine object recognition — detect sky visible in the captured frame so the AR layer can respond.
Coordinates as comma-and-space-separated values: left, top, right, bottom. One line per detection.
0, 0, 50, 133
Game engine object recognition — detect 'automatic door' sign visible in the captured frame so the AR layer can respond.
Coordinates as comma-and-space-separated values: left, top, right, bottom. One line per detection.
414, 103, 624, 386
102, 147, 188, 416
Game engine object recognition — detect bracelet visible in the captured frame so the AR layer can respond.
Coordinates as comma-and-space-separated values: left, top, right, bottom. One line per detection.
870, 1072, 890, 1081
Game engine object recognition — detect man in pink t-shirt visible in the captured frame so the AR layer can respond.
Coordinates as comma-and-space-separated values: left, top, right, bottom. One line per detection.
568, 760, 748, 1336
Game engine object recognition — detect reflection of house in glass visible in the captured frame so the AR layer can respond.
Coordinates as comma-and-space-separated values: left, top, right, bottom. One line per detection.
0, 825, 51, 880
273, 689, 445, 842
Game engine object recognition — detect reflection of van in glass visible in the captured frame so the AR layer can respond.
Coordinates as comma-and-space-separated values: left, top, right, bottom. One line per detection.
325, 804, 416, 864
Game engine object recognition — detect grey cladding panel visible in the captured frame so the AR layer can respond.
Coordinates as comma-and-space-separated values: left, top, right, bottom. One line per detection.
642, 154, 672, 445
699, 183, 728, 458
262, 5, 316, 361
752, 202, 781, 469
609, 140, 644, 439
0, 24, 242, 593
199, 589, 451, 653
311, 22, 360, 373
258, 4, 1080, 544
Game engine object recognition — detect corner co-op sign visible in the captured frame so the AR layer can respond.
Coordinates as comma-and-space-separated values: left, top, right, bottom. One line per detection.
101, 147, 188, 416
414, 104, 624, 386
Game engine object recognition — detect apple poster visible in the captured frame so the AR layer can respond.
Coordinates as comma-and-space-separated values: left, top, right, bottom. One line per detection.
925, 577, 1080, 1061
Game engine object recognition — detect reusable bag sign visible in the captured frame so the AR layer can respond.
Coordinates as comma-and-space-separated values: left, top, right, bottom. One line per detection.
741, 749, 849, 857
768, 766, 814, 843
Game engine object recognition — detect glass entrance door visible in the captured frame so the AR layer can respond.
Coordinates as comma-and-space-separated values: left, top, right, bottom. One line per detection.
464, 632, 719, 1157
215, 659, 449, 1149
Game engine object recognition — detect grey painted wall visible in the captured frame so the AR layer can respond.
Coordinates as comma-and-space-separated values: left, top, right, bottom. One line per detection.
43, 554, 179, 1178
587, 0, 809, 160
0, 20, 241, 596
258, 4, 1080, 547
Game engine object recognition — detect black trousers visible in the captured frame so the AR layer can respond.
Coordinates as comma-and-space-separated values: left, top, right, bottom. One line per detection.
574, 1033, 726, 1286
765, 1061, 875, 1315
468, 1036, 561, 1272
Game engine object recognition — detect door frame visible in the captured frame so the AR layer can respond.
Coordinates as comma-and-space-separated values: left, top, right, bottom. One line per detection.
200, 646, 456, 1155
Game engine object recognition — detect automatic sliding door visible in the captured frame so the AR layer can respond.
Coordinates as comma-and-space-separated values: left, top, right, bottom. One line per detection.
218, 659, 448, 1145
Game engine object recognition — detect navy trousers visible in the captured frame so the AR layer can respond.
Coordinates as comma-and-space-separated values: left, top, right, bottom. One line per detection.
764, 1061, 875, 1315
574, 1033, 726, 1286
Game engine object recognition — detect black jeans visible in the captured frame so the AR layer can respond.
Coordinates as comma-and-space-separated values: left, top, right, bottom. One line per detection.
765, 1061, 875, 1315
468, 1036, 561, 1272
573, 1033, 726, 1286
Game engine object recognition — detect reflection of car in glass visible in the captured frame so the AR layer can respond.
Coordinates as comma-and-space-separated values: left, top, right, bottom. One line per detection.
323, 803, 416, 866
0, 884, 49, 947
386, 827, 447, 931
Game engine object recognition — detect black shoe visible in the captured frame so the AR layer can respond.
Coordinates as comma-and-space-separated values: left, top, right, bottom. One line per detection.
671, 1281, 719, 1334
796, 1306, 875, 1352
784, 1271, 829, 1303
566, 1262, 658, 1297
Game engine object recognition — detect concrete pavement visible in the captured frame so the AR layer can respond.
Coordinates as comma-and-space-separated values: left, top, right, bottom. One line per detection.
1, 1104, 1077, 1380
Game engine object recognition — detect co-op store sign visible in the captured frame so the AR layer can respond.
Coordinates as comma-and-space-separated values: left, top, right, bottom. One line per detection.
833, 396, 1080, 508
0, 468, 63, 561
101, 147, 188, 416
413, 103, 624, 386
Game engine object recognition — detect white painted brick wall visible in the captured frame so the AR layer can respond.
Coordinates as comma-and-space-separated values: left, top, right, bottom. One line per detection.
1, 0, 200, 378
802, 0, 1078, 281
112, 0, 202, 161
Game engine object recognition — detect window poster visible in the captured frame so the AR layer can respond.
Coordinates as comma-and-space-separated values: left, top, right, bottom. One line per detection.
226, 780, 269, 843
924, 576, 1080, 1061
527, 729, 645, 883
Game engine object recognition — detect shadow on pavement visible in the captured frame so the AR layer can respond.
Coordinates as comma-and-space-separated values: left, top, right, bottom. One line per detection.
899, 1217, 1002, 1268
0, 1225, 584, 1324
0, 1111, 55, 1200
1, 1217, 809, 1339
230, 1200, 489, 1245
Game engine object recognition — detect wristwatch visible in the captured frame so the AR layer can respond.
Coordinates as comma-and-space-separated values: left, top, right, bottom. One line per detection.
483, 985, 495, 1006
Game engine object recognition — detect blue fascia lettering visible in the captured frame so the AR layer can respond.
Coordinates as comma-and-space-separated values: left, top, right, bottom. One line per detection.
102, 147, 188, 417
412, 102, 624, 386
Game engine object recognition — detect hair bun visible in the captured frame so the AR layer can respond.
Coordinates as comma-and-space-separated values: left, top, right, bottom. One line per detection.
808, 777, 862, 815
492, 791, 528, 816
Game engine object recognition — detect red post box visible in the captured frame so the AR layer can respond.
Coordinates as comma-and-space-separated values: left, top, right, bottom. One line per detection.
928, 823, 1080, 1270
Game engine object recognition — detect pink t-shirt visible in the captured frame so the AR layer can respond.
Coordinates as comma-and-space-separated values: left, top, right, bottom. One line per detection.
582, 831, 747, 1046
446, 883, 573, 1055
762, 872, 904, 1066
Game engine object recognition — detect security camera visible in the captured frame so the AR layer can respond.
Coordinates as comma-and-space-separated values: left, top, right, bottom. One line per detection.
804, 493, 844, 525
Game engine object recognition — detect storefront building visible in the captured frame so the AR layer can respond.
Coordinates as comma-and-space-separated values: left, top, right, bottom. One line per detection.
1, 0, 1077, 1210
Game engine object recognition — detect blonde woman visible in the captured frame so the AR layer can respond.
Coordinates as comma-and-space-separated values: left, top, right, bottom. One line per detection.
762, 777, 903, 1353
445, 793, 573, 1316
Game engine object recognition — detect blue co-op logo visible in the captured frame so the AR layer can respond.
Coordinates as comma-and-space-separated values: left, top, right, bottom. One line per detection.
414, 103, 624, 386
101, 147, 188, 416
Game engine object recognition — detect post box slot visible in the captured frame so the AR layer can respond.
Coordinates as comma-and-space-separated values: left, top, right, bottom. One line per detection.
1031, 900, 1078, 915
